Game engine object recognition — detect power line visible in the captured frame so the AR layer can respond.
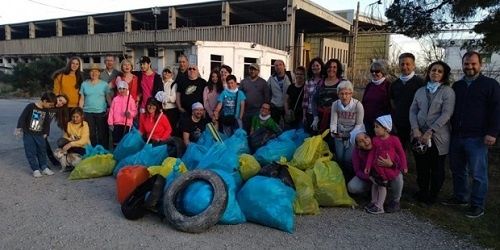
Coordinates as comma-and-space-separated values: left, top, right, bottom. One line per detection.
27, 0, 93, 14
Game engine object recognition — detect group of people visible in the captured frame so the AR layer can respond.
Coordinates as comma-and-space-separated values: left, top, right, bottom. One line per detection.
16, 51, 499, 219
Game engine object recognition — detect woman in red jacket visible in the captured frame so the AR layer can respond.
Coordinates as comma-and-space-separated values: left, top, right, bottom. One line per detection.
139, 97, 172, 146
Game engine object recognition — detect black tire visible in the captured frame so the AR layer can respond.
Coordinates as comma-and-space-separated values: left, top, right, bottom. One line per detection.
163, 170, 227, 233
121, 174, 165, 220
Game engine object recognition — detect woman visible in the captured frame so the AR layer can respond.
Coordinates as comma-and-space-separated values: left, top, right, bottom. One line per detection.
139, 97, 172, 146
361, 61, 391, 136
157, 67, 179, 135
409, 61, 455, 205
329, 80, 364, 180
46, 94, 69, 166
349, 127, 404, 213
204, 70, 224, 121
313, 58, 344, 132
79, 64, 112, 149
220, 64, 232, 89
302, 57, 325, 134
114, 58, 139, 102
52, 56, 84, 109
284, 66, 306, 129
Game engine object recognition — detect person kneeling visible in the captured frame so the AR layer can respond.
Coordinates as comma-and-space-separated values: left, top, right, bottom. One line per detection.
248, 103, 282, 152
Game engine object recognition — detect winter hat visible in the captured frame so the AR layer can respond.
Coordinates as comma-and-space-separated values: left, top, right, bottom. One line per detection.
376, 115, 392, 132
349, 125, 366, 146
191, 102, 204, 110
117, 80, 129, 89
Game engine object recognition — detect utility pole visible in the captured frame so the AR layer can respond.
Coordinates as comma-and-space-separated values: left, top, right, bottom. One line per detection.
350, 1, 360, 81
152, 7, 161, 57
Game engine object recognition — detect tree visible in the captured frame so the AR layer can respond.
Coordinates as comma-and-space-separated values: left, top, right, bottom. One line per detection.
7, 57, 65, 95
385, 0, 500, 52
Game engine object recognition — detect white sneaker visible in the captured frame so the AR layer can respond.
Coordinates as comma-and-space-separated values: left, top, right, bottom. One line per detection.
42, 168, 54, 176
33, 170, 42, 178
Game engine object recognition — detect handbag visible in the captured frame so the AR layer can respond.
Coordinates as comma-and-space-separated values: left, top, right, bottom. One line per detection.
220, 91, 239, 126
285, 87, 303, 123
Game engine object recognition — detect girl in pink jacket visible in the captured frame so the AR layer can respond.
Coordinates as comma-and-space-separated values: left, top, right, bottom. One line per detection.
108, 80, 138, 147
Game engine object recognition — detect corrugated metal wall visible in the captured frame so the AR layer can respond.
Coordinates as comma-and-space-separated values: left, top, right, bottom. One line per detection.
0, 22, 291, 56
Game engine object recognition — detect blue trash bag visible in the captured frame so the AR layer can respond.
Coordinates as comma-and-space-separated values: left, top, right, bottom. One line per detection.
224, 128, 250, 155
292, 128, 309, 148
83, 144, 110, 159
253, 136, 297, 166
181, 169, 246, 224
164, 160, 184, 190
181, 143, 208, 170
237, 176, 296, 233
197, 143, 239, 173
113, 144, 168, 176
113, 127, 145, 162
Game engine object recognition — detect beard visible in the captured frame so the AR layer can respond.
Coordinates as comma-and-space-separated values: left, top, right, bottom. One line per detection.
463, 68, 479, 77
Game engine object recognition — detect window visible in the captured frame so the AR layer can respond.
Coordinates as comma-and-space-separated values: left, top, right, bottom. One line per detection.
243, 57, 257, 78
210, 54, 223, 72
92, 56, 101, 64
83, 57, 90, 64
0, 58, 3, 64
147, 47, 157, 57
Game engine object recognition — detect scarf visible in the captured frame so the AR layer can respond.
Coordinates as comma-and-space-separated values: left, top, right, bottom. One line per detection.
426, 81, 441, 94
399, 71, 415, 83
259, 114, 271, 121
371, 77, 386, 85
227, 87, 239, 93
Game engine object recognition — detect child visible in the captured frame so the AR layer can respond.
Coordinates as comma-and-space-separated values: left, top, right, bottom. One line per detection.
108, 80, 138, 148
214, 74, 246, 136
59, 107, 91, 156
248, 103, 282, 152
364, 115, 408, 214
15, 92, 57, 177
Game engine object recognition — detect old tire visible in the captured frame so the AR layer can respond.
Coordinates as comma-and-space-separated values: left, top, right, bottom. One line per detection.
163, 170, 227, 233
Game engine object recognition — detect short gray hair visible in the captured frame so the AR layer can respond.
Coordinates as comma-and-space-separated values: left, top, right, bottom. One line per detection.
337, 80, 354, 94
370, 61, 387, 76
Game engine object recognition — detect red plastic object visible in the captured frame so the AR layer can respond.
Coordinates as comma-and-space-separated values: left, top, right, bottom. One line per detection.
116, 165, 150, 204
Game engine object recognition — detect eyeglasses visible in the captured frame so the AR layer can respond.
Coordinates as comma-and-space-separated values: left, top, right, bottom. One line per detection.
370, 70, 381, 74
188, 67, 197, 71
118, 88, 128, 90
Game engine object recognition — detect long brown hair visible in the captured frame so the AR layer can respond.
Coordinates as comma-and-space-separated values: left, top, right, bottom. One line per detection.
52, 56, 84, 89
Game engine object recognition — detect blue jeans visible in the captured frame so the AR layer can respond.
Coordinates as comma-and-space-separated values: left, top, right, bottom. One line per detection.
23, 133, 48, 171
449, 136, 489, 208
334, 137, 354, 180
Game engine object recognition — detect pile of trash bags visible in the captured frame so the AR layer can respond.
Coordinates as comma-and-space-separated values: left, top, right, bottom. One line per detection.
67, 126, 356, 234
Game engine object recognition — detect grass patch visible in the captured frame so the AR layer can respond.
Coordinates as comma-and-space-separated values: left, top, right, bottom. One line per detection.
402, 146, 500, 248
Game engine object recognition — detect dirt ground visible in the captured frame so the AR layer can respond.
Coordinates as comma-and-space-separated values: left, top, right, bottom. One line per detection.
0, 98, 480, 249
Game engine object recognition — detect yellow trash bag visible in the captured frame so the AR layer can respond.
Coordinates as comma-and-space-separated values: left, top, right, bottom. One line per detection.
306, 159, 356, 207
291, 129, 332, 171
147, 157, 187, 177
239, 154, 261, 181
286, 163, 320, 215
69, 154, 116, 180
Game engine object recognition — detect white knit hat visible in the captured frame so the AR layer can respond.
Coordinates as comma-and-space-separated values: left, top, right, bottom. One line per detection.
349, 125, 366, 146
191, 102, 204, 110
376, 115, 393, 132
117, 80, 128, 89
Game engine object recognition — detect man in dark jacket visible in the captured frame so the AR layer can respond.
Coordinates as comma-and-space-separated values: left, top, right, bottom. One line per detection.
390, 53, 425, 148
442, 51, 500, 218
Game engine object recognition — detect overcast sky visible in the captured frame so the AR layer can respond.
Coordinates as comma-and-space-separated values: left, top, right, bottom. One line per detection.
0, 0, 389, 25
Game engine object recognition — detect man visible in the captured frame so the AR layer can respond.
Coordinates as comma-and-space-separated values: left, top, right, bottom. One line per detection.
100, 55, 120, 84
267, 59, 292, 125
180, 102, 208, 146
442, 51, 500, 218
240, 63, 270, 133
134, 56, 163, 113
175, 54, 189, 87
176, 64, 207, 116
390, 53, 425, 147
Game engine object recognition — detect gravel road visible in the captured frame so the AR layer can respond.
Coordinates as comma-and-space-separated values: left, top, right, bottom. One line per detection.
0, 98, 479, 249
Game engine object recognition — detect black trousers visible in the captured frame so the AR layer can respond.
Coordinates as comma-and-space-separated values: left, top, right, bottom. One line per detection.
270, 105, 285, 127
112, 125, 131, 147
85, 112, 109, 149
163, 108, 180, 136
413, 140, 446, 201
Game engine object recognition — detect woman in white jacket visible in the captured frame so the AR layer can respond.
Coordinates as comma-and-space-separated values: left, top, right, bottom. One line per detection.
155, 67, 179, 135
